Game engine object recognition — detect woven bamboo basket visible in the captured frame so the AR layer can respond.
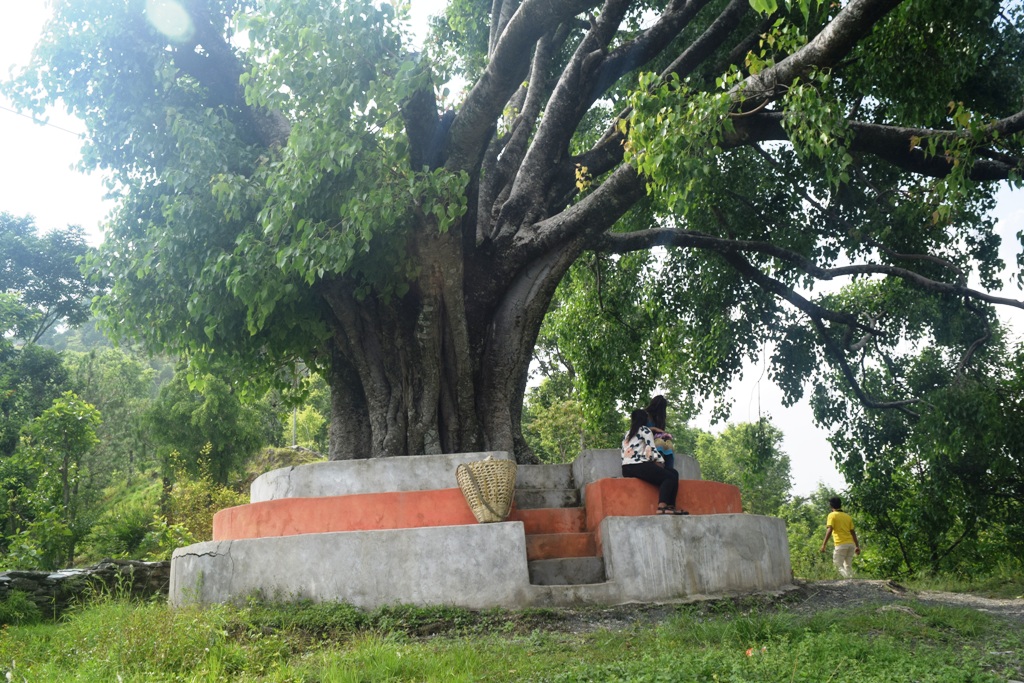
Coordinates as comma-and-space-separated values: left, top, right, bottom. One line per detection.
456, 457, 517, 523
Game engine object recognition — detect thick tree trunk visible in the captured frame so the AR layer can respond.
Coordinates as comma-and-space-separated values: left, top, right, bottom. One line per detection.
322, 224, 483, 459
320, 218, 576, 462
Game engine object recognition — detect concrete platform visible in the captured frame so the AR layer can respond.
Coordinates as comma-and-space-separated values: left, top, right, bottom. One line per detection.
212, 479, 742, 541
601, 514, 792, 601
172, 523, 533, 610
170, 515, 792, 609
170, 451, 794, 609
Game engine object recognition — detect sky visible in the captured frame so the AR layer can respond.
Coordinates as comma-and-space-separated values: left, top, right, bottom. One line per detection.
0, 6, 111, 239
2, 2, 1022, 496
0, 1, 451, 242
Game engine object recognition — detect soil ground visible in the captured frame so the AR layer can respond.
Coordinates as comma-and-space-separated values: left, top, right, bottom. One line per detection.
784, 579, 1024, 623
540, 580, 1024, 634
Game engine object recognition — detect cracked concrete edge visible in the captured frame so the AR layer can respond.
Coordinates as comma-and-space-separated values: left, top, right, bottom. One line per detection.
248, 452, 514, 502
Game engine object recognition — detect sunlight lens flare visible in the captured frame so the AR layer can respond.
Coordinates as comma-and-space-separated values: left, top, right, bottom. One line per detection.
145, 0, 195, 42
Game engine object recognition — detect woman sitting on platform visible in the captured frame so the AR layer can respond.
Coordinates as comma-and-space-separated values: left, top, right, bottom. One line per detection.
621, 408, 687, 515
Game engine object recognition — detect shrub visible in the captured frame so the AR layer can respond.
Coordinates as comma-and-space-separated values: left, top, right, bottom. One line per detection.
0, 590, 43, 626
3, 508, 72, 571
79, 499, 158, 562
168, 449, 247, 542
137, 515, 195, 561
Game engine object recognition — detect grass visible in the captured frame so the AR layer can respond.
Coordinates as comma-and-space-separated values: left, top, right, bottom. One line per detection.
901, 572, 1024, 600
0, 594, 1020, 682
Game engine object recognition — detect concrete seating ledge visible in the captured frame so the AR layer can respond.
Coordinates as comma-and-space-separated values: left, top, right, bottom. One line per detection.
572, 449, 702, 496
212, 478, 742, 541
171, 514, 792, 609
250, 451, 514, 502
249, 449, 703, 503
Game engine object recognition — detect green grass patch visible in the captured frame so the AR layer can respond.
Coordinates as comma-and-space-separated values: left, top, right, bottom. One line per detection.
902, 571, 1024, 600
0, 598, 1020, 682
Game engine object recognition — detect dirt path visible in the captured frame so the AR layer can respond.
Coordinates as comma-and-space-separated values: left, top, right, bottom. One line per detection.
784, 579, 1024, 623
546, 580, 1024, 634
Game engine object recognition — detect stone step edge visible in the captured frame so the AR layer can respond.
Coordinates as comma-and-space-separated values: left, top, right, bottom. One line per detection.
524, 581, 621, 607
524, 532, 597, 561
526, 557, 606, 587
512, 508, 587, 535
513, 488, 582, 510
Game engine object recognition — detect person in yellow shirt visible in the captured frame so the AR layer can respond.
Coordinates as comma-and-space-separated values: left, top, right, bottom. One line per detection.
819, 496, 860, 578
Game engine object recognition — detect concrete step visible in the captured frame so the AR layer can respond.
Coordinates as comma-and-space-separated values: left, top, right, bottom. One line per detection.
516, 464, 574, 490
525, 532, 596, 561
528, 557, 606, 585
512, 508, 586, 535
524, 581, 622, 607
514, 488, 580, 510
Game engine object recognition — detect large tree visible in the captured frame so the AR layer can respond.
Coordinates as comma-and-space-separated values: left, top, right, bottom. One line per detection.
694, 419, 792, 516
146, 370, 271, 484
8, 0, 1024, 460
0, 213, 98, 455
817, 333, 1024, 574
0, 213, 96, 344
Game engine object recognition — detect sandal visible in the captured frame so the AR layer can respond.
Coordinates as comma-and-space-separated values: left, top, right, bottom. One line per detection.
657, 506, 689, 515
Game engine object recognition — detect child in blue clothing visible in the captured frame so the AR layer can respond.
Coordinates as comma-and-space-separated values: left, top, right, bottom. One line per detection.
621, 408, 687, 515
645, 395, 675, 471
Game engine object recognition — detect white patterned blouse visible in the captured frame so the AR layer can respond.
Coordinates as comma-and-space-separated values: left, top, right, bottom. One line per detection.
621, 425, 664, 466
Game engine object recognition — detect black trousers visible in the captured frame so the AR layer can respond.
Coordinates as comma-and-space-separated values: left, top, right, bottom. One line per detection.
622, 461, 679, 506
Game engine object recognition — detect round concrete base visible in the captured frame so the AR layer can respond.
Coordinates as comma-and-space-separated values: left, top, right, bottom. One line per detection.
170, 514, 793, 609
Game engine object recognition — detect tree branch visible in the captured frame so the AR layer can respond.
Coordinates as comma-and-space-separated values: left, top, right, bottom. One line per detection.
445, 0, 600, 174
662, 0, 752, 83
489, 0, 519, 55
512, 164, 647, 258
590, 222, 1014, 412
578, 0, 750, 180
173, 0, 290, 149
730, 109, 1024, 182
738, 0, 905, 105
400, 62, 442, 171
494, 0, 640, 241
593, 0, 717, 103
593, 227, 1024, 311
956, 299, 992, 374
479, 26, 568, 242
717, 249, 922, 414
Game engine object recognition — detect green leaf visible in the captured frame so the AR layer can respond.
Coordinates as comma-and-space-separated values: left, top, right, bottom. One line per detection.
750, 0, 778, 15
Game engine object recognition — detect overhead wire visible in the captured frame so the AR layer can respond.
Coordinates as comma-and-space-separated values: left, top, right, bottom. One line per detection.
0, 104, 84, 137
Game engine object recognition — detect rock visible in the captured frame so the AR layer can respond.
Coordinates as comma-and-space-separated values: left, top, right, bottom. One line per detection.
0, 560, 170, 619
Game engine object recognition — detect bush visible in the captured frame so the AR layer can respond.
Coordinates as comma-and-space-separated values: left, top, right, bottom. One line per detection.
168, 450, 248, 542
79, 499, 158, 562
3, 508, 72, 571
0, 590, 43, 626
137, 515, 195, 561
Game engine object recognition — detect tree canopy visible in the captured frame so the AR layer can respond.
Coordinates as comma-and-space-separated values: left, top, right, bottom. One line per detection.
147, 370, 272, 484
0, 213, 96, 344
694, 419, 792, 516
7, 0, 1024, 460
0, 213, 100, 456
817, 334, 1024, 574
